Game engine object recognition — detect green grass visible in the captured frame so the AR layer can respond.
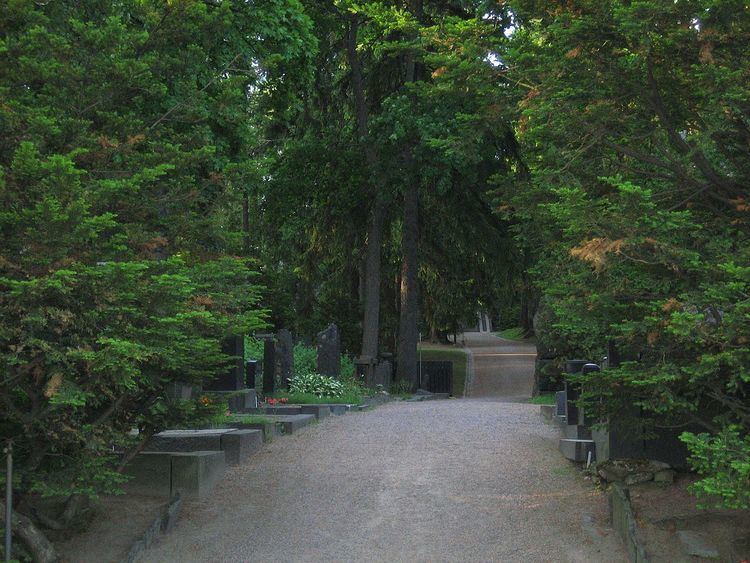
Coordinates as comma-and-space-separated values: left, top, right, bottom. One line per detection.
272, 389, 364, 405
493, 327, 526, 340
529, 393, 556, 405
417, 347, 467, 397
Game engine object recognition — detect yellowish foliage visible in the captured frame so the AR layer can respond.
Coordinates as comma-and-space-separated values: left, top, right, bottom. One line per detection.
570, 237, 624, 270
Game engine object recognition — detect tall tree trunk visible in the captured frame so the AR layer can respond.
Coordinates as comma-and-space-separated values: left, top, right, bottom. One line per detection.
242, 190, 250, 254
396, 0, 423, 388
346, 15, 385, 361
397, 176, 419, 387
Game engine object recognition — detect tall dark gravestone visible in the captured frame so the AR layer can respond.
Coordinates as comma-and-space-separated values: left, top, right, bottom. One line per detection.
204, 335, 245, 391
316, 324, 341, 378
276, 329, 294, 389
262, 338, 275, 394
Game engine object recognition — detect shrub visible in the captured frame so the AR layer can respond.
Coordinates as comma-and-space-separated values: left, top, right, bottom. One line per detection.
288, 373, 344, 398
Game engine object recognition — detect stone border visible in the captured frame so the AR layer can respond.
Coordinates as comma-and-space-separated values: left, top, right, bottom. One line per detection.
123, 493, 182, 563
609, 483, 650, 563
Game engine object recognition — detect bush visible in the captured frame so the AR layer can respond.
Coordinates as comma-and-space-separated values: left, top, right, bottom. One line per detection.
288, 373, 344, 398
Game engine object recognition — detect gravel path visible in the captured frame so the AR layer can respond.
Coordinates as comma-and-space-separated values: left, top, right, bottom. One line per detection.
465, 332, 537, 400
144, 336, 625, 562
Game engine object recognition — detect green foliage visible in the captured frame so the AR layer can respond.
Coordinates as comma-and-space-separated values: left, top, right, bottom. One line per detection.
504, 0, 750, 508
682, 427, 750, 510
0, 0, 315, 505
288, 372, 344, 398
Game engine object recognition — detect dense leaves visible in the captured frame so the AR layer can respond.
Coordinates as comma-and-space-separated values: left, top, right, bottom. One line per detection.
505, 0, 750, 508
0, 0, 312, 511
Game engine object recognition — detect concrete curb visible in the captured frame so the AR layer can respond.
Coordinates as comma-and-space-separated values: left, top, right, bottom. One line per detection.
609, 483, 650, 563
123, 493, 182, 563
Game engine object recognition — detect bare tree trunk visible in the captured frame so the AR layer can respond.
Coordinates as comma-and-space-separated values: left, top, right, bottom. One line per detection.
1, 501, 59, 563
346, 15, 386, 361
242, 190, 250, 254
396, 0, 423, 389
397, 177, 419, 388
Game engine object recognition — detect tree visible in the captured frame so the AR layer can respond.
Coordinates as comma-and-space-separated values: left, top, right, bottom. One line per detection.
505, 0, 750, 507
0, 0, 313, 553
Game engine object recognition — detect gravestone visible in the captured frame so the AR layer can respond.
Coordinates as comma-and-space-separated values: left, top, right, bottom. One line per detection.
355, 356, 376, 387
316, 324, 341, 378
371, 360, 392, 389
276, 329, 294, 389
563, 359, 589, 426
204, 335, 245, 391
262, 338, 275, 393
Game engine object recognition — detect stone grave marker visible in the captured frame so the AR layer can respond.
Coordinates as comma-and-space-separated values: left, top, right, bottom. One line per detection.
203, 335, 245, 391
316, 323, 341, 378
372, 360, 392, 389
276, 329, 294, 389
262, 337, 275, 393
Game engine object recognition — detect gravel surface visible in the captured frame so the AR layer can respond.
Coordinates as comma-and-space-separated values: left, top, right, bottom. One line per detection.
465, 332, 537, 401
143, 334, 625, 562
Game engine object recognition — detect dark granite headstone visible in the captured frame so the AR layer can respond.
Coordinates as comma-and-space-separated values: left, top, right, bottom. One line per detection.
204, 335, 245, 391
262, 338, 275, 393
276, 329, 294, 389
316, 323, 341, 378
245, 360, 258, 389
356, 355, 376, 387
372, 360, 392, 389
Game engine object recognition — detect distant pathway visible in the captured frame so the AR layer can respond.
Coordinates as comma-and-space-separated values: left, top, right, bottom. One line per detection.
464, 332, 537, 400
144, 335, 624, 562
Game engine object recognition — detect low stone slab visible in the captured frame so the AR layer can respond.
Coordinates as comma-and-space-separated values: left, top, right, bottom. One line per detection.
299, 405, 331, 419
146, 429, 229, 452
171, 451, 226, 499
221, 419, 279, 442
559, 438, 596, 463
257, 406, 303, 416
220, 429, 263, 465
563, 424, 592, 440
146, 428, 261, 466
124, 452, 172, 497
259, 414, 315, 434
124, 450, 226, 499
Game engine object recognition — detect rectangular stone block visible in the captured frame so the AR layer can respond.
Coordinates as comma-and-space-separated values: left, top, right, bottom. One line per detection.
563, 424, 592, 440
299, 405, 331, 419
559, 438, 596, 463
220, 429, 262, 465
170, 451, 226, 499
223, 420, 279, 442
555, 391, 566, 417
261, 414, 315, 434
123, 452, 172, 497
259, 405, 303, 416
146, 429, 229, 453
208, 389, 258, 413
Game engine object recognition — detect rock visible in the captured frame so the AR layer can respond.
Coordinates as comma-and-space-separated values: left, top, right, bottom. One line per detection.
646, 460, 671, 472
653, 469, 676, 483
677, 530, 720, 559
623, 472, 653, 486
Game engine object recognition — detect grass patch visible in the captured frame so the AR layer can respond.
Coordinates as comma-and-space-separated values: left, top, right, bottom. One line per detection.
529, 393, 555, 405
272, 389, 363, 405
417, 347, 467, 397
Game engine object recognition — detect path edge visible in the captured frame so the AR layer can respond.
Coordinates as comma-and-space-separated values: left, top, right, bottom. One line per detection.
609, 483, 650, 563
123, 493, 182, 563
